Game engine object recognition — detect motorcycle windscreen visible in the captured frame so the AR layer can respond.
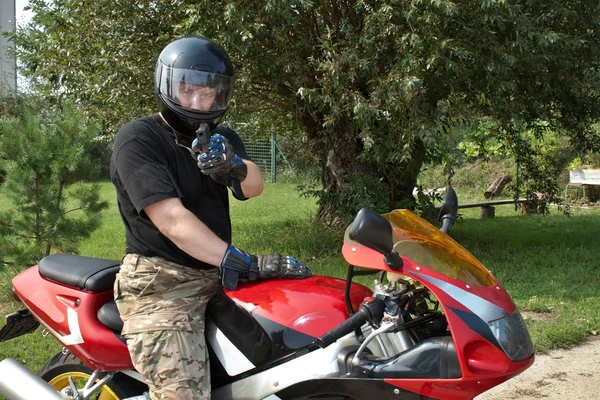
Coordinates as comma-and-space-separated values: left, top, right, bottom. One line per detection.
344, 209, 495, 287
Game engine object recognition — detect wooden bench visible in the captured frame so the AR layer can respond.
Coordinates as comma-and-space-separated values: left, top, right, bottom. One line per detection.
458, 199, 528, 218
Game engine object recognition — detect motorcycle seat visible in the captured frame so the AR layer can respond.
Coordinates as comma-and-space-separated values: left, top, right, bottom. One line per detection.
38, 254, 120, 293
97, 300, 124, 333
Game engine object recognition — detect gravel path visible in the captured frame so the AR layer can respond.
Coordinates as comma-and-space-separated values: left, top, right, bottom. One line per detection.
476, 336, 600, 400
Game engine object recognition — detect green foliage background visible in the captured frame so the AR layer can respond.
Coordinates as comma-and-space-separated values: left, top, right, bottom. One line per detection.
10, 0, 600, 222
0, 101, 108, 266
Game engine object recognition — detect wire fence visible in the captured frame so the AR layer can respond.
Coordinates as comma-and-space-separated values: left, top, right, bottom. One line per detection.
244, 139, 275, 182
241, 134, 296, 183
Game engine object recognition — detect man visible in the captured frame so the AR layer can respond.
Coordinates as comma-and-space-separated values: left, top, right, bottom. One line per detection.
110, 36, 311, 400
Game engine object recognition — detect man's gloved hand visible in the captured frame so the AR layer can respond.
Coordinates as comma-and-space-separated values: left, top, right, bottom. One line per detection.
220, 245, 312, 290
194, 134, 248, 199
248, 253, 312, 281
194, 133, 247, 180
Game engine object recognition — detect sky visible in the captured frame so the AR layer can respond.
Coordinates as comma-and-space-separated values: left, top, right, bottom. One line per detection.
12, 0, 33, 91
15, 0, 32, 27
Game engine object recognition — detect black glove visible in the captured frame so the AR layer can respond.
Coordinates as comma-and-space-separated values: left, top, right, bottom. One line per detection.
220, 245, 312, 290
248, 253, 312, 281
194, 134, 248, 199
194, 134, 247, 179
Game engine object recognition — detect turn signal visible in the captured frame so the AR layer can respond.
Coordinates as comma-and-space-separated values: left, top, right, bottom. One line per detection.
464, 340, 511, 375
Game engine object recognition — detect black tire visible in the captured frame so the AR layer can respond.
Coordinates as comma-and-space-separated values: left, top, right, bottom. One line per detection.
39, 351, 148, 399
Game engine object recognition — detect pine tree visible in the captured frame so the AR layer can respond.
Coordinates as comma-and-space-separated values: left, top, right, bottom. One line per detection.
0, 101, 108, 266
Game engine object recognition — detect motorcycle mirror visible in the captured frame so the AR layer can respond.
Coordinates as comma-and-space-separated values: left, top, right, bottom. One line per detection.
349, 208, 394, 255
437, 186, 458, 233
350, 208, 403, 269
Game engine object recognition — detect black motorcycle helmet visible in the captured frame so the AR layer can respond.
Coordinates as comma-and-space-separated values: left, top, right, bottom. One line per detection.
155, 36, 235, 141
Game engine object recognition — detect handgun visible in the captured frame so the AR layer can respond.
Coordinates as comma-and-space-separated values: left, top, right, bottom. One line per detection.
192, 123, 211, 154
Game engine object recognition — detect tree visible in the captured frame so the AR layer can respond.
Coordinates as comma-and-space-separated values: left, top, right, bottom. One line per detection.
10, 0, 189, 131
0, 101, 108, 266
11, 0, 600, 224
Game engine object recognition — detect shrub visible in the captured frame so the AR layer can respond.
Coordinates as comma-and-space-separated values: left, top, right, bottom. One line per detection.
0, 101, 108, 266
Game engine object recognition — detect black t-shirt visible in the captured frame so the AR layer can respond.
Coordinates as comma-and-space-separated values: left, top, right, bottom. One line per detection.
110, 114, 249, 270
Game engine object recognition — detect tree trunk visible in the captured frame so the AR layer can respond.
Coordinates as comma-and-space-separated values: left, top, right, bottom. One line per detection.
388, 139, 427, 206
521, 201, 538, 214
309, 122, 426, 225
314, 124, 363, 225
485, 175, 512, 198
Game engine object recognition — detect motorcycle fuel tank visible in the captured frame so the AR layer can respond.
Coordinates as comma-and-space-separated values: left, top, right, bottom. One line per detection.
206, 276, 373, 385
227, 276, 372, 345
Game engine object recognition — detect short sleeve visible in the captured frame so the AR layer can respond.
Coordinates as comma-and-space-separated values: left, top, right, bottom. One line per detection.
113, 134, 182, 214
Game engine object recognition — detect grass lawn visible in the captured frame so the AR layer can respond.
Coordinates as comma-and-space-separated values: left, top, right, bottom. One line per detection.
0, 181, 599, 375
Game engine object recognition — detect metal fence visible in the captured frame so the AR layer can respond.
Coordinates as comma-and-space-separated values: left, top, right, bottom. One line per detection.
244, 138, 276, 182
241, 134, 295, 183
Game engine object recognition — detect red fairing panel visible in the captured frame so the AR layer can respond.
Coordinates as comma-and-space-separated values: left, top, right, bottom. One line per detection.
343, 243, 534, 398
384, 295, 534, 399
12, 266, 133, 371
228, 276, 373, 338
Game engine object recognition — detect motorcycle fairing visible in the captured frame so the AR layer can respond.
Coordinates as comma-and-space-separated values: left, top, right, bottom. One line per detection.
207, 289, 309, 383
11, 266, 133, 371
379, 282, 533, 400
344, 209, 496, 286
271, 378, 441, 400
210, 334, 360, 400
207, 282, 368, 387
342, 209, 534, 399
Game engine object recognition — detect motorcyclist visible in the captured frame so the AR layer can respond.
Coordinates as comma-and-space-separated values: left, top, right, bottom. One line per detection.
110, 36, 312, 400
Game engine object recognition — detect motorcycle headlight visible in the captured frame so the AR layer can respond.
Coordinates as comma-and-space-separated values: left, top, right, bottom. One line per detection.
488, 310, 534, 362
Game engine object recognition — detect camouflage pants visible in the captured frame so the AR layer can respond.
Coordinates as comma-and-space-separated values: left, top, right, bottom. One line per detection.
114, 254, 220, 400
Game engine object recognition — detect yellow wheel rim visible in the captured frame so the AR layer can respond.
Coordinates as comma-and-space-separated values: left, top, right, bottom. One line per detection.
48, 372, 120, 400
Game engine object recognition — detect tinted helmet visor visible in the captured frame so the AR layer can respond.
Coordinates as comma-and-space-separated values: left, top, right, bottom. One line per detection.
157, 65, 234, 113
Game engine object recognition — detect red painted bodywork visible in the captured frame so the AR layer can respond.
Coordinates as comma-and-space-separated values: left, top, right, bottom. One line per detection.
343, 242, 534, 399
9, 239, 534, 399
12, 266, 132, 371
226, 276, 372, 338
11, 266, 371, 372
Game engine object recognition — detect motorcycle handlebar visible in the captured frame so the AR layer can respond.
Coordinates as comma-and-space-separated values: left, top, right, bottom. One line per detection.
317, 298, 385, 348
317, 308, 369, 348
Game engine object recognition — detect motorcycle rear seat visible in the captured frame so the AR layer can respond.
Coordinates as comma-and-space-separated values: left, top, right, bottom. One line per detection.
97, 300, 124, 333
38, 254, 120, 293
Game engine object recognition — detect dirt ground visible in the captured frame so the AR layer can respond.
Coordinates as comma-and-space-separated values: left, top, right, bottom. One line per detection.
475, 336, 600, 400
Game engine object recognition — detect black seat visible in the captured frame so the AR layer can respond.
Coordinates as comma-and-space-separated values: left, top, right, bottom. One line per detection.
38, 254, 120, 293
97, 300, 124, 332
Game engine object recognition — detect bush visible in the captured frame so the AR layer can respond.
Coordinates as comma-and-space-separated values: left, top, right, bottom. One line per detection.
300, 172, 391, 226
0, 101, 108, 266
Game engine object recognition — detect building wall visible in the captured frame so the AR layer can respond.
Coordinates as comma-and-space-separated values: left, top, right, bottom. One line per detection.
0, 0, 16, 92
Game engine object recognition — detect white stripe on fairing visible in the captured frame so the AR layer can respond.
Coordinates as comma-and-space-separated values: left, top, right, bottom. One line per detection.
28, 305, 84, 346
413, 272, 509, 322
206, 319, 255, 376
212, 333, 355, 400
61, 307, 84, 345
262, 395, 282, 400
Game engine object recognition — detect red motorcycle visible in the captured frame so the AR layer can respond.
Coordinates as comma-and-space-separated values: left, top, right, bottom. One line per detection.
0, 188, 534, 399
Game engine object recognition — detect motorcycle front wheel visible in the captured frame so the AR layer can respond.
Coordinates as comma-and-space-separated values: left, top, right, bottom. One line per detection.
39, 351, 148, 400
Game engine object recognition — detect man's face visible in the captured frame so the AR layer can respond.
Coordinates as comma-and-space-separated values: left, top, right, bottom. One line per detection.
176, 83, 217, 111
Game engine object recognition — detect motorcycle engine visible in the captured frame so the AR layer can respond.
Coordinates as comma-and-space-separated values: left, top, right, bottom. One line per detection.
364, 274, 448, 357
